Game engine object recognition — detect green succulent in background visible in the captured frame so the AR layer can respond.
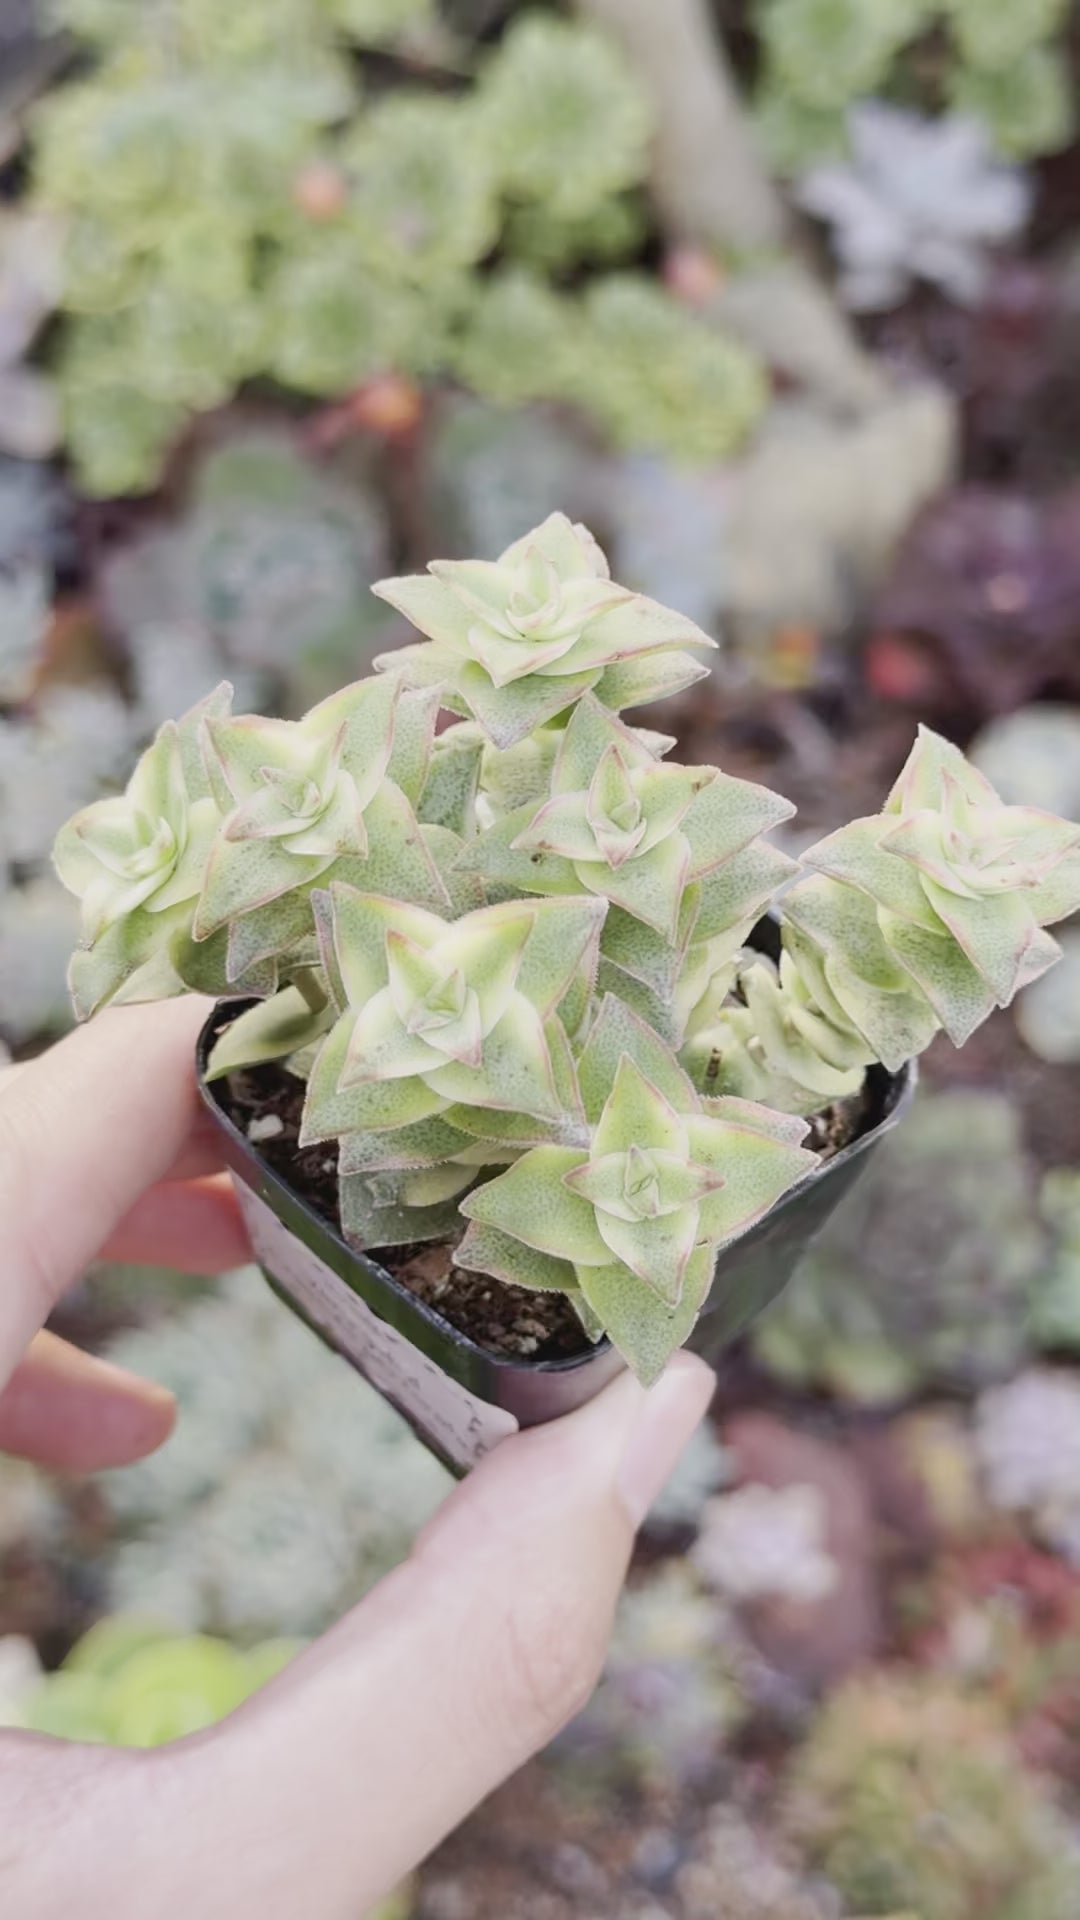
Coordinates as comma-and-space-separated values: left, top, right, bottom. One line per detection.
475, 11, 653, 221
340, 94, 499, 286
949, 43, 1075, 162
788, 1672, 1078, 1920
752, 0, 1075, 167
31, 0, 766, 494
576, 277, 772, 467
752, 1091, 1047, 1404
449, 272, 769, 464
942, 0, 1070, 75
759, 0, 929, 116
502, 195, 648, 276
448, 268, 583, 411
424, 396, 606, 567
100, 429, 393, 726
4, 1614, 302, 1746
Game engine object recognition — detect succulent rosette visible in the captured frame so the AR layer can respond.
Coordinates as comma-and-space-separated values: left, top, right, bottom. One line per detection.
373, 512, 715, 749
53, 689, 228, 1018
694, 725, 1080, 1114
298, 886, 606, 1138
458, 996, 816, 1382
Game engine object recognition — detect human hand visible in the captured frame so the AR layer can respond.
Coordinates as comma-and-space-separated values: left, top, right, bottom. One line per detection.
0, 1000, 714, 1919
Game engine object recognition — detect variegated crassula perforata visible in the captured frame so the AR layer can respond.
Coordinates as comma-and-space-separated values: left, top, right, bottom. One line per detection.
53, 516, 1080, 1383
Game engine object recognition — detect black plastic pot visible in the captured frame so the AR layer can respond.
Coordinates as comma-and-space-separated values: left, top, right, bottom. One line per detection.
197, 996, 914, 1475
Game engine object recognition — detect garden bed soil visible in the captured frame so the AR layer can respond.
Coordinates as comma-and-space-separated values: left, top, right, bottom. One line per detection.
220, 1060, 873, 1364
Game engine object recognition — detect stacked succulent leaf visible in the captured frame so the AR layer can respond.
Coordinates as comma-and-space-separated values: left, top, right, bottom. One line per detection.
52, 514, 1080, 1383
31, 3, 764, 494
755, 0, 1074, 170
691, 725, 1080, 1117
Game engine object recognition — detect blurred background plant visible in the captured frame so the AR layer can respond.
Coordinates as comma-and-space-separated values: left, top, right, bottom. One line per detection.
786, 1670, 1079, 1919
752, 1091, 1051, 1405
0, 1613, 303, 1743
29, 0, 767, 494
754, 0, 1075, 172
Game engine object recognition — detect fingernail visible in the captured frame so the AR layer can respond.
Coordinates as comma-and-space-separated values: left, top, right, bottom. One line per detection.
615, 1353, 715, 1529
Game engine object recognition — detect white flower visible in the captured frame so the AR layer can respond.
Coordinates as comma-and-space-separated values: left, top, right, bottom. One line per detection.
797, 103, 1033, 310
691, 1482, 838, 1604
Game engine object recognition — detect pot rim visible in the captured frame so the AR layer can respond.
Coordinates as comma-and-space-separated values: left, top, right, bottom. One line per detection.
196, 996, 916, 1379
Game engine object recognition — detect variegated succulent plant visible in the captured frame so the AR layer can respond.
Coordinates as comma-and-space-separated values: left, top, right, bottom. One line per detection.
51, 515, 1080, 1383
686, 724, 1080, 1116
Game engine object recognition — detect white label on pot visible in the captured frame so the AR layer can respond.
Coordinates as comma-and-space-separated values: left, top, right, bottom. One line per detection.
233, 1181, 518, 1473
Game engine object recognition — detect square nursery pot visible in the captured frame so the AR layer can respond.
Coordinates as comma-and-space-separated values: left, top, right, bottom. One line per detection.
197, 935, 915, 1476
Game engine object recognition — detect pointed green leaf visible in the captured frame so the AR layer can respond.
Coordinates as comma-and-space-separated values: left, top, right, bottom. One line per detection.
340, 1173, 464, 1251
693, 842, 797, 939
516, 896, 607, 1014
457, 658, 598, 750
578, 992, 699, 1123
338, 1115, 474, 1174
300, 1013, 448, 1144
681, 771, 794, 877
452, 804, 580, 897
801, 817, 943, 933
576, 1245, 714, 1388
205, 987, 333, 1082
425, 997, 561, 1118
919, 879, 1043, 1007
455, 1219, 576, 1293
591, 650, 710, 714
593, 1055, 688, 1159
418, 729, 483, 835
592, 1202, 701, 1308
577, 831, 691, 941
687, 1117, 816, 1244
876, 908, 995, 1046
461, 1145, 608, 1265
341, 986, 445, 1084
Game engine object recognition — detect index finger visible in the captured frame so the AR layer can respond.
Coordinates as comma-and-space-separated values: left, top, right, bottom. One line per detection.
0, 997, 218, 1378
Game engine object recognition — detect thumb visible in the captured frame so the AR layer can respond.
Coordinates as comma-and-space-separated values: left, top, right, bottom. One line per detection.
54, 1354, 713, 1920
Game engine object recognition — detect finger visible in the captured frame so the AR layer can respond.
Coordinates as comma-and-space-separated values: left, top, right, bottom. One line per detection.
0, 997, 217, 1377
0, 1358, 714, 1916
100, 1175, 251, 1275
0, 1328, 176, 1471
156, 1354, 716, 1919
0, 1041, 225, 1185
